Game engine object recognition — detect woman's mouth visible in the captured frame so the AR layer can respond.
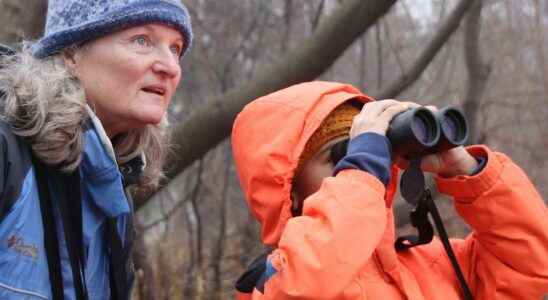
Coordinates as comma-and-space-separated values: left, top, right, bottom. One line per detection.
141, 85, 166, 96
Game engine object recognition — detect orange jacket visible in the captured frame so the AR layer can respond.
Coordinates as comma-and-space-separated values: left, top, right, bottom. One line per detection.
231, 81, 548, 299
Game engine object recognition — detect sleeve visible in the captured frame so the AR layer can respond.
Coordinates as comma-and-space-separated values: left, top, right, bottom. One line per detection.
333, 132, 392, 185
253, 169, 388, 299
435, 145, 548, 299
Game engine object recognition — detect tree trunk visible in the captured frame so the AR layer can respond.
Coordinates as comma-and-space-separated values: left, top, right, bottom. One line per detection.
0, 0, 47, 45
133, 219, 157, 300
463, 0, 490, 144
208, 143, 232, 300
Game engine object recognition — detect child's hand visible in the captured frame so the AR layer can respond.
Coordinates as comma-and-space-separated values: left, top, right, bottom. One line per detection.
350, 100, 420, 139
396, 146, 479, 177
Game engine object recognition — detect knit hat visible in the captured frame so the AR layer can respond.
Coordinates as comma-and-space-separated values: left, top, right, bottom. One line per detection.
32, 0, 193, 59
297, 103, 360, 172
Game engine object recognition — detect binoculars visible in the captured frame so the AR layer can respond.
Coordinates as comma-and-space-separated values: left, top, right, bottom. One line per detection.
329, 105, 469, 165
386, 106, 469, 158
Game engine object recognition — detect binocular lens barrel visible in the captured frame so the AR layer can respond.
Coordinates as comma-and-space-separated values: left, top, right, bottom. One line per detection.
411, 112, 434, 145
386, 106, 468, 158
386, 107, 440, 157
433, 107, 469, 152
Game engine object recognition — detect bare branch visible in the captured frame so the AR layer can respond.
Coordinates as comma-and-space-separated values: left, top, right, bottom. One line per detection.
376, 0, 476, 99
376, 23, 383, 90
383, 19, 406, 77
311, 0, 326, 32
280, 0, 294, 53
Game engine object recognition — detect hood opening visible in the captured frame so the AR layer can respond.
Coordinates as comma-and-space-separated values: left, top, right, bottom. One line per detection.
232, 81, 401, 245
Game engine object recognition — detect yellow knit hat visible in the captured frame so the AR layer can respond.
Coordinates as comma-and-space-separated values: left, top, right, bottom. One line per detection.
297, 103, 361, 172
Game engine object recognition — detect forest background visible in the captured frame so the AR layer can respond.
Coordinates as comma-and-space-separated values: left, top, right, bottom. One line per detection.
1, 0, 547, 299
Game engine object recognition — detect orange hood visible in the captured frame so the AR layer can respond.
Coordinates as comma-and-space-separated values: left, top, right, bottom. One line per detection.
232, 81, 398, 245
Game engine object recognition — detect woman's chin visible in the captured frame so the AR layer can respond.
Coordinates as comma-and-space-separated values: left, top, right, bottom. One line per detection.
133, 107, 166, 126
140, 113, 164, 125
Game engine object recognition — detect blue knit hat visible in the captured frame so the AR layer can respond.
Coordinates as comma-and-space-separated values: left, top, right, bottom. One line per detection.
32, 0, 193, 59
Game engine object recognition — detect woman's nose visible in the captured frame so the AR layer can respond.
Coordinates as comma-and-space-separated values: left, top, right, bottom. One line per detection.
152, 49, 180, 79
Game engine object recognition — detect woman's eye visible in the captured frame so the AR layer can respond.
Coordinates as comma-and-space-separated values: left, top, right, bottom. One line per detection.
170, 45, 182, 56
133, 35, 151, 47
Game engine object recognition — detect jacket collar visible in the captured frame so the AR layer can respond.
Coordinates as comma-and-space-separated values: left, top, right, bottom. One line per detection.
84, 105, 144, 187
85, 105, 116, 163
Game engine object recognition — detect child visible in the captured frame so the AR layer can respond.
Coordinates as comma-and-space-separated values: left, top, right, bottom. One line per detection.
231, 81, 548, 299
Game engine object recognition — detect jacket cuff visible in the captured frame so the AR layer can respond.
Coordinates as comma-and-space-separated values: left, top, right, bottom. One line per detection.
333, 132, 392, 185
435, 145, 503, 201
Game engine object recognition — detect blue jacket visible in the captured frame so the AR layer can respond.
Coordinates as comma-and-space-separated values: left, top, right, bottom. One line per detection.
0, 118, 138, 299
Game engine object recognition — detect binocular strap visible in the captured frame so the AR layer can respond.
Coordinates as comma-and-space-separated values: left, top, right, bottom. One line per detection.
395, 160, 474, 300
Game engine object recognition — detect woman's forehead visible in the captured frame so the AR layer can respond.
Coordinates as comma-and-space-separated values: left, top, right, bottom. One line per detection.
120, 23, 184, 41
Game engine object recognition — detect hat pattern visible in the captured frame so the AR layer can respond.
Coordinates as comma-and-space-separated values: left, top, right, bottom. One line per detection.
33, 0, 193, 58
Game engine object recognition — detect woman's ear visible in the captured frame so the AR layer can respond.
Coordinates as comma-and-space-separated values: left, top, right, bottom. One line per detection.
62, 49, 79, 78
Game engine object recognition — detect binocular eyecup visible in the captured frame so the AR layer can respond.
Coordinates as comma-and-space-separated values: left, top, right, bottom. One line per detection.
386, 106, 469, 158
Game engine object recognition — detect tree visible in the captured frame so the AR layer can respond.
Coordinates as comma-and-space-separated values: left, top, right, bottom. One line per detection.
0, 0, 46, 46
462, 0, 490, 144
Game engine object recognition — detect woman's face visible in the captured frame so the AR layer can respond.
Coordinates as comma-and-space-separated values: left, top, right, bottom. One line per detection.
66, 23, 184, 137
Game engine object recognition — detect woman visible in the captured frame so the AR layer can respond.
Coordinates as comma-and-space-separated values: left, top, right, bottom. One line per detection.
0, 0, 192, 299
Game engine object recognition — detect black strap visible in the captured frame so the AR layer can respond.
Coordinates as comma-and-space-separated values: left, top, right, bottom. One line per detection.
32, 154, 89, 300
425, 190, 474, 300
395, 158, 435, 250
394, 198, 434, 250
54, 171, 89, 300
32, 154, 133, 300
33, 157, 64, 300
107, 218, 125, 300
396, 158, 474, 300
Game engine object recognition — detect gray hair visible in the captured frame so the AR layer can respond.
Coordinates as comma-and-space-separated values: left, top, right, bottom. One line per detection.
0, 43, 169, 189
